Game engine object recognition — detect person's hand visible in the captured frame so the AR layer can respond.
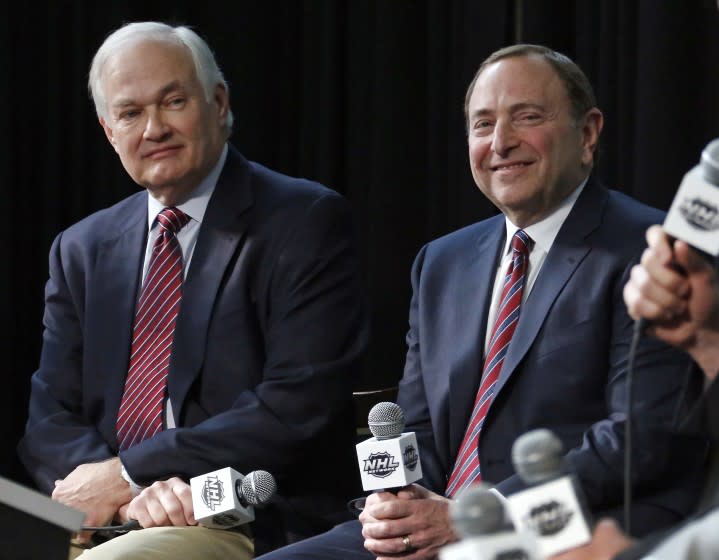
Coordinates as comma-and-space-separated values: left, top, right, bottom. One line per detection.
52, 457, 132, 544
550, 518, 635, 560
126, 477, 196, 528
359, 484, 455, 560
624, 225, 719, 378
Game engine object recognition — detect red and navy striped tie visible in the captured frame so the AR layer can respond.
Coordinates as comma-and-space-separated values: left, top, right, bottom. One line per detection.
116, 207, 190, 451
445, 229, 533, 497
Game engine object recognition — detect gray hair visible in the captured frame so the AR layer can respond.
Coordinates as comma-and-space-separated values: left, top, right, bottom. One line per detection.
88, 21, 234, 136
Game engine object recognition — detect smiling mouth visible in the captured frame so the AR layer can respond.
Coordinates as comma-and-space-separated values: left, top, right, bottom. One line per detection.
490, 162, 532, 171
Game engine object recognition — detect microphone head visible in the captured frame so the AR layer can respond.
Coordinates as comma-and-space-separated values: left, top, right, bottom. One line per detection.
511, 428, 564, 485
450, 484, 506, 537
701, 138, 719, 185
237, 470, 277, 506
367, 401, 405, 440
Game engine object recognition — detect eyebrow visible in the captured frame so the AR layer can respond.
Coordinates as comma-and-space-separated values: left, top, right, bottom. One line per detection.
110, 80, 184, 110
468, 102, 546, 121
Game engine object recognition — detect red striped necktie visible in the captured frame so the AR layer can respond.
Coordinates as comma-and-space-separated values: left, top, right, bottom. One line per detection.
116, 207, 190, 451
445, 229, 533, 497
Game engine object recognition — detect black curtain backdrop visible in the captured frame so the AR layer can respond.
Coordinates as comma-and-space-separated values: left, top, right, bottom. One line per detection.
3, 0, 719, 485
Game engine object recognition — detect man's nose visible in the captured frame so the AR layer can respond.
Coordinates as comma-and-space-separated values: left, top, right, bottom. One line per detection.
491, 119, 519, 156
143, 109, 171, 141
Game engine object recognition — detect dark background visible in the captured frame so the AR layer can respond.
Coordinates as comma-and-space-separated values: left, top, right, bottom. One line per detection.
3, 0, 719, 487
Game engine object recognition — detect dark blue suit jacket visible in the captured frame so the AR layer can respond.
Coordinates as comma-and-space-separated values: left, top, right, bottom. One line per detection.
18, 145, 368, 552
398, 178, 707, 537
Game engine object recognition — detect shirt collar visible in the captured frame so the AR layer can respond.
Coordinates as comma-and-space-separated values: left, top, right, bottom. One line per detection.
502, 175, 589, 256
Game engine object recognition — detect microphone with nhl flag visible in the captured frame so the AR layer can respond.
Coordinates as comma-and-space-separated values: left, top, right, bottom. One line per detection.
81, 469, 276, 533
440, 484, 538, 560
504, 429, 592, 558
190, 468, 277, 530
633, 138, 719, 345
355, 402, 423, 493
633, 138, 719, 339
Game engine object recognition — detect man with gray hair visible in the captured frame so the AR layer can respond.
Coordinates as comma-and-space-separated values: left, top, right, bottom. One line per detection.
18, 20, 367, 559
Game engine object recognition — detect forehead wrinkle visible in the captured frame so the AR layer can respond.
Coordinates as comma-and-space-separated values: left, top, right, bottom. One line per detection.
109, 80, 183, 111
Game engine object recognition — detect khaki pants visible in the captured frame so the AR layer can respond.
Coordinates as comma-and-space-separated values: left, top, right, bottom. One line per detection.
68, 526, 253, 560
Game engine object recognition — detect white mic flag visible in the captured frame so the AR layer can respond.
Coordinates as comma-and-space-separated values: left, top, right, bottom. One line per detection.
663, 138, 719, 256
355, 402, 423, 491
190, 467, 276, 530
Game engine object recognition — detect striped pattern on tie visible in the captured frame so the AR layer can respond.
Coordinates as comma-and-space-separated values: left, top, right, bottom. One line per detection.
445, 229, 533, 497
116, 207, 190, 451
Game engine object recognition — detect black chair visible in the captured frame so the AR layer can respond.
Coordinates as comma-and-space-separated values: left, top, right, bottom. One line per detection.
352, 386, 398, 441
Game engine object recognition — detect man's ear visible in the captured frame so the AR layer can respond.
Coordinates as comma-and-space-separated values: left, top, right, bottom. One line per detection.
213, 83, 229, 127
99, 116, 120, 154
580, 108, 604, 167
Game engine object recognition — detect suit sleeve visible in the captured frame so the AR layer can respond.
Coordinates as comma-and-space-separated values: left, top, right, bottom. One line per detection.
493, 257, 707, 514
562, 259, 706, 509
18, 232, 116, 493
396, 244, 447, 493
119, 192, 368, 485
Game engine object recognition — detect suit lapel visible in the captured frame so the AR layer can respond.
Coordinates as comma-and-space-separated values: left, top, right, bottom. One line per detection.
93, 197, 147, 442
492, 179, 608, 400
168, 147, 254, 415
447, 218, 505, 457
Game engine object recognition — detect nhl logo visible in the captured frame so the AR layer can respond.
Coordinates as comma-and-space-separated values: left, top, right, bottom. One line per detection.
679, 197, 719, 231
403, 444, 419, 471
201, 475, 225, 511
364, 451, 400, 478
523, 499, 573, 536
495, 551, 530, 560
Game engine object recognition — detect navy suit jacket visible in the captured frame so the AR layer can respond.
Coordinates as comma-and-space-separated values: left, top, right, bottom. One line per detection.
18, 145, 368, 552
398, 178, 707, 537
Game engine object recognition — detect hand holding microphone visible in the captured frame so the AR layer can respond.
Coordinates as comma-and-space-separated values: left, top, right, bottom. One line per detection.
628, 138, 719, 334
354, 402, 454, 559
624, 138, 719, 374
104, 468, 277, 532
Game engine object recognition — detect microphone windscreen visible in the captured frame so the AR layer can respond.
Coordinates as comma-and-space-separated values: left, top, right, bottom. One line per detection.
701, 138, 719, 184
239, 470, 277, 506
450, 485, 505, 538
367, 401, 405, 439
511, 428, 563, 485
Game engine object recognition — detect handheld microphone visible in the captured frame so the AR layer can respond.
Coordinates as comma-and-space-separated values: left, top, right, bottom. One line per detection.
440, 484, 538, 560
663, 138, 719, 257
505, 429, 592, 558
190, 468, 277, 530
634, 138, 719, 334
355, 401, 423, 492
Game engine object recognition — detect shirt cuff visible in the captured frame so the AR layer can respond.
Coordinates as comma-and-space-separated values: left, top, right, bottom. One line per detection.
120, 463, 145, 497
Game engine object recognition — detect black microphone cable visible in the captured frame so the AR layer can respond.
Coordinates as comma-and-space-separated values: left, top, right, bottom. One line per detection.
80, 519, 141, 532
624, 317, 647, 536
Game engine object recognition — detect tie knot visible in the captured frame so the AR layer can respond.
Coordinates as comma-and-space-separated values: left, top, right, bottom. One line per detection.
511, 229, 533, 256
156, 207, 190, 235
